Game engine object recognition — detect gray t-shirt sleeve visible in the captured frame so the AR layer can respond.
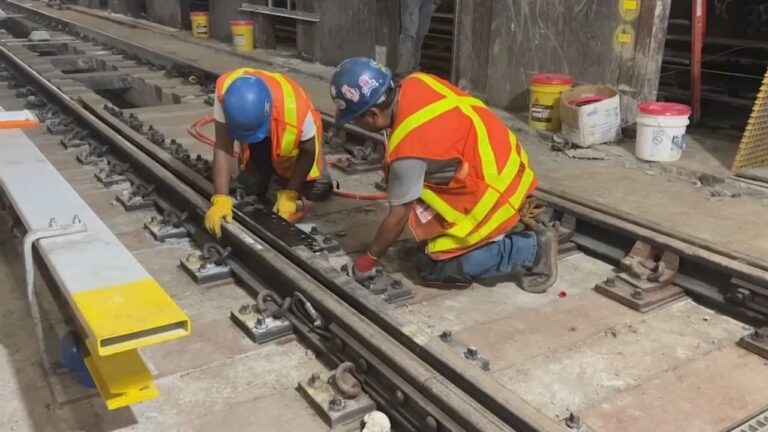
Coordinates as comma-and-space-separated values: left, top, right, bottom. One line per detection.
388, 158, 427, 205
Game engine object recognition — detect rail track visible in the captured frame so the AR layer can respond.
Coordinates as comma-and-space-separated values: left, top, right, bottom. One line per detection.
1, 2, 767, 431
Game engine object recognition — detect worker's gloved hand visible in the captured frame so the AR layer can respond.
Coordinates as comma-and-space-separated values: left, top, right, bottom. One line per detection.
273, 190, 299, 220
352, 252, 381, 283
205, 194, 234, 238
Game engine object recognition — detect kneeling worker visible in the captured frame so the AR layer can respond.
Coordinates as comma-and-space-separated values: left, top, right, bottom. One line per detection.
330, 58, 558, 292
205, 68, 332, 237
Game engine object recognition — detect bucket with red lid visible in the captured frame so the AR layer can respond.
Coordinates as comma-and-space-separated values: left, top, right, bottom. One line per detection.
635, 102, 692, 162
529, 73, 574, 131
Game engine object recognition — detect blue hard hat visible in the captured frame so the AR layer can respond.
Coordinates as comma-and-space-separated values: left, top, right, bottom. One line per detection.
330, 57, 392, 125
221, 75, 273, 143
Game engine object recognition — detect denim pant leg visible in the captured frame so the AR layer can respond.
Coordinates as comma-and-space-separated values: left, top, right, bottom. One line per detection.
417, 232, 538, 283
396, 0, 433, 78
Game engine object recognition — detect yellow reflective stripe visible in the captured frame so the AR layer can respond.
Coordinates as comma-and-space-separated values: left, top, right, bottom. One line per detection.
421, 189, 464, 223
413, 74, 497, 182
221, 68, 257, 95
495, 131, 523, 188
388, 98, 456, 155
309, 124, 321, 178
427, 166, 535, 253
260, 71, 299, 157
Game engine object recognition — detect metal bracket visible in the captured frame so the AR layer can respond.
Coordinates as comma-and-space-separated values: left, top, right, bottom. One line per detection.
143, 209, 189, 241
25, 95, 47, 109
296, 223, 341, 253
595, 241, 685, 312
230, 291, 294, 344
23, 216, 88, 374
60, 129, 90, 150
115, 183, 155, 211
332, 140, 386, 174
438, 331, 491, 371
737, 327, 768, 360
95, 160, 130, 188
46, 117, 75, 135
340, 265, 414, 304
298, 363, 376, 430
180, 243, 233, 284
76, 144, 108, 166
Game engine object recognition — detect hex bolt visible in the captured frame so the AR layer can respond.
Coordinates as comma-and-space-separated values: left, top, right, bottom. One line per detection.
186, 253, 201, 265
308, 372, 322, 388
390, 278, 403, 289
751, 327, 768, 343
393, 389, 406, 406
464, 346, 479, 360
309, 226, 320, 235
631, 288, 645, 300
238, 304, 251, 315
439, 330, 453, 343
565, 412, 582, 429
255, 316, 267, 329
328, 396, 345, 412
322, 236, 333, 245
605, 277, 616, 287
357, 358, 368, 373
48, 218, 57, 228
72, 215, 82, 225
422, 416, 438, 432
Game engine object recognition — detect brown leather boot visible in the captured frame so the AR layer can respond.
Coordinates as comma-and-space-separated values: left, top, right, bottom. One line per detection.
520, 227, 559, 293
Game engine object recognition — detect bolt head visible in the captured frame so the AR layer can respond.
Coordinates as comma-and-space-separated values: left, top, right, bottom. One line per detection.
631, 288, 645, 300
48, 218, 57, 228
255, 316, 267, 329
328, 396, 345, 412
238, 304, 251, 315
439, 330, 453, 342
565, 412, 582, 428
752, 327, 768, 342
605, 277, 616, 287
308, 372, 322, 387
465, 346, 479, 360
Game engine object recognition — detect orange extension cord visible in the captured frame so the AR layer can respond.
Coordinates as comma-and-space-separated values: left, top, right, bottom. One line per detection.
187, 116, 387, 221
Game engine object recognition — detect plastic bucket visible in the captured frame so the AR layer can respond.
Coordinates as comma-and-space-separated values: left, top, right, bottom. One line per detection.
529, 73, 574, 131
635, 102, 692, 162
230, 20, 254, 52
190, 12, 209, 38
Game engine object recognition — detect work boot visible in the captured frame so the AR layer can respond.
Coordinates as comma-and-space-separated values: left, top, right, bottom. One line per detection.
520, 227, 559, 293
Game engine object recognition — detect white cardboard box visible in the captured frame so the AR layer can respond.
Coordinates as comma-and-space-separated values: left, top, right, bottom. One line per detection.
560, 85, 621, 147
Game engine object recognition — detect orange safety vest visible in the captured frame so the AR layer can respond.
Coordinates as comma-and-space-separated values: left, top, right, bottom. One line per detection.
387, 73, 538, 260
215, 68, 323, 180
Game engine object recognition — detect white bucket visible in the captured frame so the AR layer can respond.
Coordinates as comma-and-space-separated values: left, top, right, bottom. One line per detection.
635, 102, 691, 162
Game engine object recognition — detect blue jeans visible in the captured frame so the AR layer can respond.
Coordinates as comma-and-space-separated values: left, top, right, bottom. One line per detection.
395, 0, 434, 78
416, 231, 538, 284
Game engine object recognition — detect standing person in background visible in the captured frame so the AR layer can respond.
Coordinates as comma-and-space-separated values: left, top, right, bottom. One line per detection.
395, 0, 442, 80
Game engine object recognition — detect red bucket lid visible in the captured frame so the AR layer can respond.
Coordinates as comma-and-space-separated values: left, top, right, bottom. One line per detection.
638, 102, 691, 117
531, 73, 574, 85
568, 95, 607, 107
190, 11, 208, 16
230, 19, 253, 25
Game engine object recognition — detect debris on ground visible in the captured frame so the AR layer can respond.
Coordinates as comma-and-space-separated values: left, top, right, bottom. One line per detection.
564, 148, 607, 160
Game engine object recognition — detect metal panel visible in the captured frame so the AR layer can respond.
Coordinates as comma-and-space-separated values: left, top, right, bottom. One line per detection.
0, 127, 190, 357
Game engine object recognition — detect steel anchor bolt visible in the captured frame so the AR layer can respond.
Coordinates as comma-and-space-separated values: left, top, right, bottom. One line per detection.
439, 330, 453, 342
308, 372, 322, 388
464, 346, 479, 360
605, 277, 616, 287
751, 327, 768, 343
631, 288, 645, 300
565, 412, 582, 429
328, 395, 345, 412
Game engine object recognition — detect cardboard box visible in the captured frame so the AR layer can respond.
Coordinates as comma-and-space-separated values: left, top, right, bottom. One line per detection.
560, 85, 621, 147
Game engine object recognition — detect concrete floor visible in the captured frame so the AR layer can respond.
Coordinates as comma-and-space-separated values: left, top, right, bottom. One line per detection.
2, 3, 768, 431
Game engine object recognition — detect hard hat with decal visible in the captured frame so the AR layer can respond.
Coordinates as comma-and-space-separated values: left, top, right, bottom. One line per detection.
329, 57, 392, 125
222, 75, 273, 143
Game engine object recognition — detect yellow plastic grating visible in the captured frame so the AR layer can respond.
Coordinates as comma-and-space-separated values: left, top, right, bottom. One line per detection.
732, 67, 768, 171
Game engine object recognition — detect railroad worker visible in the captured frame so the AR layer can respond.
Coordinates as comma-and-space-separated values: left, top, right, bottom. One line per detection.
330, 57, 558, 292
205, 68, 332, 237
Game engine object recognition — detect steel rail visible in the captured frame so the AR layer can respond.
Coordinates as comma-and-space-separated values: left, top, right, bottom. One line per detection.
0, 43, 543, 431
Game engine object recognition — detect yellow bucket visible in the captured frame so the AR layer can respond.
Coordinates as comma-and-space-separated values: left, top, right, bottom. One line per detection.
529, 73, 574, 131
189, 12, 209, 38
230, 20, 254, 52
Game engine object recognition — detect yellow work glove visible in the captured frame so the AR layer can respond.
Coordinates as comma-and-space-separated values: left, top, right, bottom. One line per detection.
273, 190, 299, 220
205, 194, 234, 238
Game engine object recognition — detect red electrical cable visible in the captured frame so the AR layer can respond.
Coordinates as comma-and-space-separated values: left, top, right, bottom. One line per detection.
187, 116, 387, 202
